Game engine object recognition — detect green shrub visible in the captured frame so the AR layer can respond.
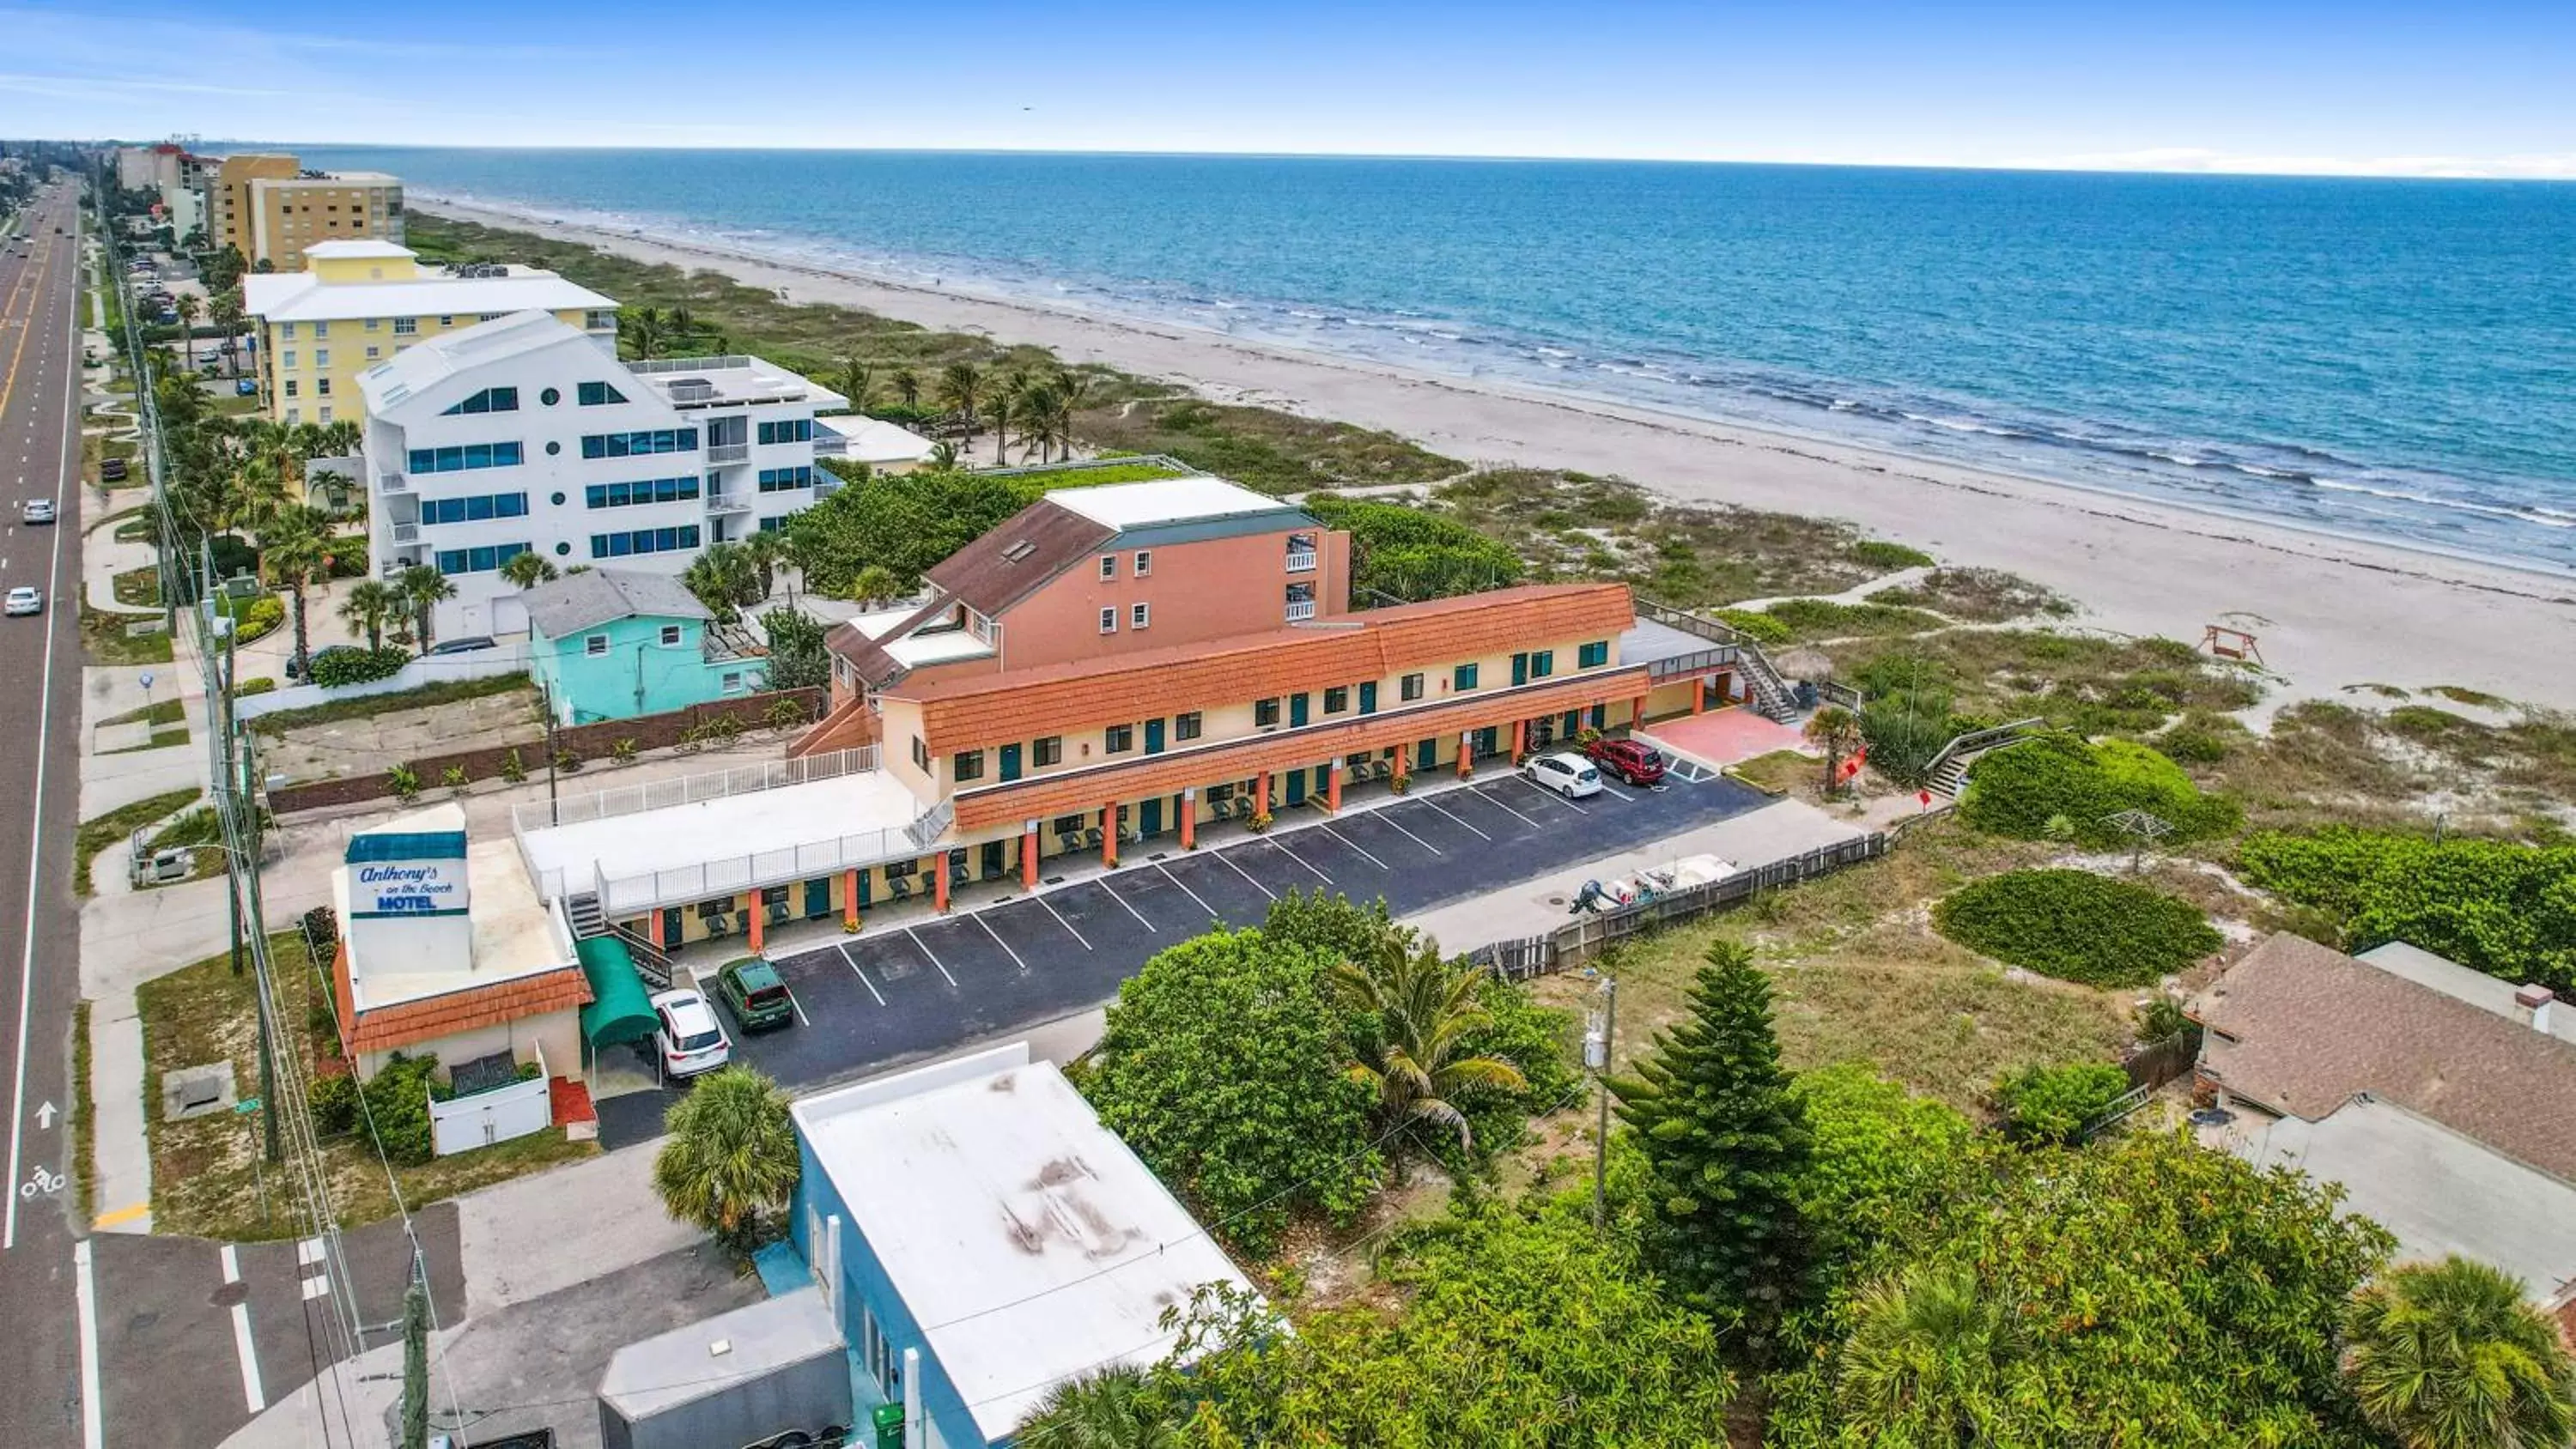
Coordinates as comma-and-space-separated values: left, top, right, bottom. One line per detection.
1711, 608, 1792, 646
2156, 724, 2232, 763
1850, 539, 1935, 571
1760, 597, 1943, 640
2238, 828, 2576, 994
1934, 869, 2222, 986
308, 1073, 360, 1136
229, 594, 283, 644
1991, 1061, 2133, 1144
235, 676, 276, 696
1959, 733, 2239, 847
1858, 698, 1958, 785
307, 644, 409, 688
500, 748, 527, 784
387, 762, 420, 803
359, 1053, 441, 1163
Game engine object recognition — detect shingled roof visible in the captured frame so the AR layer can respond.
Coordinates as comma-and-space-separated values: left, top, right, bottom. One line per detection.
333, 940, 592, 1057
923, 498, 1117, 618
2196, 933, 2576, 1182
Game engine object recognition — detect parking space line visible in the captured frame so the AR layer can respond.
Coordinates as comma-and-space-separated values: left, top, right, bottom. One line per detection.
1266, 834, 1335, 885
1478, 779, 1552, 827
1369, 809, 1443, 856
1318, 823, 1388, 871
1413, 791, 1493, 840
1094, 880, 1158, 931
835, 943, 886, 1005
1595, 778, 1636, 802
1515, 773, 1590, 815
220, 1244, 264, 1414
1035, 894, 1091, 950
1212, 847, 1279, 900
1154, 863, 1221, 921
976, 913, 1030, 973
784, 983, 811, 1027
902, 927, 959, 987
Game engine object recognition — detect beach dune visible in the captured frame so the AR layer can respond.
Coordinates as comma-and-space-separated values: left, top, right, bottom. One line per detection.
418, 197, 2576, 716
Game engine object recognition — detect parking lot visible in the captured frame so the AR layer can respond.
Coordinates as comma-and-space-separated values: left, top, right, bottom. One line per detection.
596, 762, 1768, 1143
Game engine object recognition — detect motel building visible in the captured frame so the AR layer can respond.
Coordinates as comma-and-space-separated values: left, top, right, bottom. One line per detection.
510, 475, 1773, 958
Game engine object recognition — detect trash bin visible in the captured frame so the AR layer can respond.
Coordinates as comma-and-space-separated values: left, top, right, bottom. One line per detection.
872, 1402, 905, 1449
1795, 681, 1820, 711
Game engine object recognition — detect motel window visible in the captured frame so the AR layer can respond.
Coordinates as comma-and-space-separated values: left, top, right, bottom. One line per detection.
319, 408, 334, 424
1175, 712, 1202, 742
364, 318, 380, 331
1255, 697, 1280, 728
911, 736, 928, 771
1099, 555, 1117, 580
283, 380, 299, 398
1531, 650, 1555, 679
317, 378, 331, 397
1098, 607, 1117, 634
314, 349, 330, 368
955, 749, 985, 783
659, 625, 683, 646
1133, 549, 1152, 576
393, 317, 417, 335
1105, 724, 1134, 755
281, 323, 296, 340
1323, 686, 1349, 715
1454, 663, 1479, 691
313, 321, 329, 338
282, 349, 297, 369
1400, 672, 1425, 702
365, 346, 380, 361
1132, 603, 1151, 630
1579, 640, 1610, 669
1034, 736, 1062, 767
1051, 814, 1085, 837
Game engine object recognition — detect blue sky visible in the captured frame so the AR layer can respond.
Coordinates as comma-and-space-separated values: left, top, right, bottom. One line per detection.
7, 0, 2573, 177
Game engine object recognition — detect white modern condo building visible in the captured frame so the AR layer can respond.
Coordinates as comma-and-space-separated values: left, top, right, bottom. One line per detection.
356, 310, 848, 640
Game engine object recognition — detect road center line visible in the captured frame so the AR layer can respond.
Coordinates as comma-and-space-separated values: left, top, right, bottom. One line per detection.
835, 943, 886, 1005
220, 1244, 266, 1413
1093, 879, 1157, 931
1318, 823, 1389, 871
76, 1238, 103, 1449
904, 927, 959, 987
1034, 893, 1091, 950
1414, 791, 1493, 840
1211, 847, 1279, 900
1153, 862, 1221, 923
975, 913, 1030, 973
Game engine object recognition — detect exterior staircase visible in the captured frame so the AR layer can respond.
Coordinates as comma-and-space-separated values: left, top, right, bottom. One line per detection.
1736, 645, 1800, 723
1922, 718, 2049, 800
789, 693, 878, 759
564, 890, 676, 990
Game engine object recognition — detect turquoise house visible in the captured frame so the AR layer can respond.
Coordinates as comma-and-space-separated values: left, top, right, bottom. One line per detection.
523, 569, 765, 724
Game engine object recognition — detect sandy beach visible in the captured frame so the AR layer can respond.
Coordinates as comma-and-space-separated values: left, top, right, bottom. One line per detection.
420, 196, 2576, 716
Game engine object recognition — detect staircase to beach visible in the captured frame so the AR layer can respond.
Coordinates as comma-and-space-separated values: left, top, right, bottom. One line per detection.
1923, 718, 2048, 800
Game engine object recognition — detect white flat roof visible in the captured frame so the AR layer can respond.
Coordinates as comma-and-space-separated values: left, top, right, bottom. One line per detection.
828, 415, 935, 464
628, 355, 845, 411
243, 269, 615, 324
2230, 1095, 2576, 1303
1048, 476, 1285, 530
303, 239, 412, 258
517, 769, 929, 900
794, 1046, 1256, 1440
334, 836, 573, 1014
886, 628, 994, 669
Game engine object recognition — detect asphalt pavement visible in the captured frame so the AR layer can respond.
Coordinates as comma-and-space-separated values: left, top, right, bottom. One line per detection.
0, 178, 104, 1449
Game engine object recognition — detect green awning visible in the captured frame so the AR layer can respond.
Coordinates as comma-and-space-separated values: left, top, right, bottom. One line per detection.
577, 936, 658, 1052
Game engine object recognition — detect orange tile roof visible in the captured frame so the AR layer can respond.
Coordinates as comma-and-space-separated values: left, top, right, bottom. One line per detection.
951, 665, 1649, 830
907, 583, 1632, 753
335, 939, 592, 1057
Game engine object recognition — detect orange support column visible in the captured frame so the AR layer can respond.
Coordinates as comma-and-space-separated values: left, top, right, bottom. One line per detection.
654, 908, 673, 952
1103, 807, 1119, 869
1255, 771, 1271, 817
933, 855, 951, 913
1392, 750, 1410, 791
1180, 790, 1197, 850
1692, 678, 1710, 714
1325, 764, 1342, 812
1510, 718, 1526, 761
746, 891, 765, 954
842, 869, 860, 929
1631, 694, 1648, 731
1458, 731, 1473, 778
1022, 823, 1040, 890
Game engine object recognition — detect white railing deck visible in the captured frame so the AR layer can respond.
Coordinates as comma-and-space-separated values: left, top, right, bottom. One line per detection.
1285, 550, 1318, 573
1285, 599, 1317, 621
512, 746, 879, 836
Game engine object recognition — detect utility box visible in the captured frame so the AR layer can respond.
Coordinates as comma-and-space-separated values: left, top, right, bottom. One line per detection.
597, 1288, 849, 1449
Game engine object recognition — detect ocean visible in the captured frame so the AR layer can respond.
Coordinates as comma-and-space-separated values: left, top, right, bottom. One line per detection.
298, 148, 2576, 573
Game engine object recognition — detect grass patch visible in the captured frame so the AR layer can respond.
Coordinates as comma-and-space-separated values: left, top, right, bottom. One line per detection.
1828, 628, 2262, 737
74, 786, 199, 896
97, 697, 184, 730
112, 514, 152, 543
1849, 539, 1935, 570
2194, 700, 2576, 838
1001, 458, 1196, 489
1866, 567, 2074, 624
137, 933, 597, 1241
1074, 398, 1457, 494
247, 673, 532, 737
1727, 748, 1815, 796
1755, 597, 1947, 643
2430, 685, 2508, 708
80, 600, 173, 666
110, 565, 160, 608
71, 1000, 94, 1228
1932, 868, 2224, 986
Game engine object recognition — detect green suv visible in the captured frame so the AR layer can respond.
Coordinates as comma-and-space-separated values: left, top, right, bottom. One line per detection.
712, 957, 794, 1034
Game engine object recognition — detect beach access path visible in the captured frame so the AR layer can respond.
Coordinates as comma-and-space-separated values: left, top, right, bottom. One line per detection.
420, 197, 2576, 716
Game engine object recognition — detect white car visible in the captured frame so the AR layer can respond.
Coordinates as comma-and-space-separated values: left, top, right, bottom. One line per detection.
21, 499, 55, 525
1525, 750, 1605, 799
650, 988, 732, 1078
3, 587, 40, 617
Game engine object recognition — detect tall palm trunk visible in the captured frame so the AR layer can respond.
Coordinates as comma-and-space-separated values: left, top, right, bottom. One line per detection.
287, 580, 310, 674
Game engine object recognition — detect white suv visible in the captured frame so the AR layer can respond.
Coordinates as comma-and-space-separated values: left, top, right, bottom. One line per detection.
1525, 751, 1605, 799
650, 988, 732, 1078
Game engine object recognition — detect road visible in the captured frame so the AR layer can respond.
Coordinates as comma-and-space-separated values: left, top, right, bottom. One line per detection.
0, 175, 102, 1449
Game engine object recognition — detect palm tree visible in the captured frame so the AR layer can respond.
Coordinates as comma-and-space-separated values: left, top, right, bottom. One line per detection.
1332, 933, 1527, 1164
1837, 1265, 2025, 1442
173, 292, 201, 373
890, 367, 921, 409
927, 440, 960, 471
1015, 385, 1058, 464
668, 306, 699, 350
499, 551, 559, 591
621, 306, 664, 361
393, 564, 455, 653
2342, 1257, 2576, 1449
835, 355, 873, 413
987, 385, 1016, 467
683, 542, 757, 623
739, 527, 787, 602
209, 289, 244, 379
1804, 705, 1864, 797
937, 361, 982, 444
847, 565, 903, 609
338, 579, 400, 651
1018, 1365, 1182, 1449
1042, 384, 1079, 464
310, 417, 361, 461
257, 505, 332, 676
228, 456, 293, 542
650, 1066, 799, 1252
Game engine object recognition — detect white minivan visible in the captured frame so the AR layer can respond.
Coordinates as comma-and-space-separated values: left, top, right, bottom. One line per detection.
1525, 751, 1605, 800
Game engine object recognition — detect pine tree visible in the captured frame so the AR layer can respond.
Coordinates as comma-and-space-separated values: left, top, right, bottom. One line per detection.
1608, 942, 1812, 1341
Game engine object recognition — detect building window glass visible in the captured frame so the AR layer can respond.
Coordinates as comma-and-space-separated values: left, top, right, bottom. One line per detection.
1097, 607, 1117, 634
1131, 603, 1151, 630
280, 323, 296, 340
584, 476, 700, 509
420, 492, 531, 525
1034, 736, 1062, 767
1323, 686, 1350, 714
282, 350, 297, 369
955, 749, 985, 783
577, 381, 626, 407
364, 318, 380, 331
756, 417, 813, 445
586, 524, 702, 559
314, 349, 329, 367
1531, 650, 1555, 679
1104, 724, 1134, 755
1133, 549, 1152, 576
1578, 640, 1610, 669
432, 543, 529, 575
585, 634, 609, 656
911, 736, 928, 771
756, 466, 814, 493
313, 321, 329, 338
316, 378, 332, 397
392, 317, 417, 336
283, 380, 299, 398
659, 624, 683, 646
721, 671, 746, 694
1174, 712, 1202, 742
1255, 697, 1280, 727
406, 441, 525, 474
364, 346, 380, 361
439, 386, 519, 415
1454, 663, 1479, 691
1098, 555, 1117, 580
1401, 672, 1425, 701
580, 428, 698, 459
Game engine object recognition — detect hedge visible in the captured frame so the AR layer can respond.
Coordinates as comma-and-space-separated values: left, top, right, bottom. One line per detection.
306, 645, 409, 688
2238, 828, 2576, 995
1934, 869, 2222, 987
1992, 1061, 2134, 1144
1959, 732, 2239, 847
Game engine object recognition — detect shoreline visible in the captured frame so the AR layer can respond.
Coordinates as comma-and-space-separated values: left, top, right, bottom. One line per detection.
416, 195, 2576, 713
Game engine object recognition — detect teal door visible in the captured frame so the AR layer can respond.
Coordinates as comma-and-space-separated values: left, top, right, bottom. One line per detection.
1475, 725, 1499, 757
1564, 709, 1582, 737
1511, 652, 1529, 686
999, 743, 1022, 781
1289, 693, 1309, 727
659, 906, 683, 945
1140, 797, 1163, 835
1145, 718, 1166, 755
1358, 682, 1377, 714
1314, 764, 1332, 797
1417, 737, 1438, 772
980, 840, 1005, 879
1285, 771, 1307, 805
1589, 704, 1607, 729
803, 876, 832, 919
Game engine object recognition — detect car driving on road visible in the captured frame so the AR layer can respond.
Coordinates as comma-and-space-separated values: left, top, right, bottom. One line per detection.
650, 988, 732, 1077
20, 499, 54, 525
1524, 750, 1605, 799
4, 587, 43, 617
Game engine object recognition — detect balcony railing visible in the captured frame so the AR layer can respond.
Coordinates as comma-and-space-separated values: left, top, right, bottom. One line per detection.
1285, 549, 1317, 573
704, 492, 753, 514
707, 442, 750, 464
390, 521, 420, 544
377, 471, 411, 496
1284, 599, 1317, 622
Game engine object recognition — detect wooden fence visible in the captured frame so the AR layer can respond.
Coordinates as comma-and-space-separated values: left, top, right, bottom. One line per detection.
1467, 834, 1888, 979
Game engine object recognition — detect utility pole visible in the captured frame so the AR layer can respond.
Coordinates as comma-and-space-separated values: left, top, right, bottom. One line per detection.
539, 682, 561, 824
400, 1250, 429, 1449
1586, 973, 1618, 1231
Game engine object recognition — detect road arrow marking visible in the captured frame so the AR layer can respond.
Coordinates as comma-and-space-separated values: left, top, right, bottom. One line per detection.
34, 1100, 54, 1130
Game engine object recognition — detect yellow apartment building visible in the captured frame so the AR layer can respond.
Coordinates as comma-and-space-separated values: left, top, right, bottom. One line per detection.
209, 153, 299, 257
244, 172, 406, 270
